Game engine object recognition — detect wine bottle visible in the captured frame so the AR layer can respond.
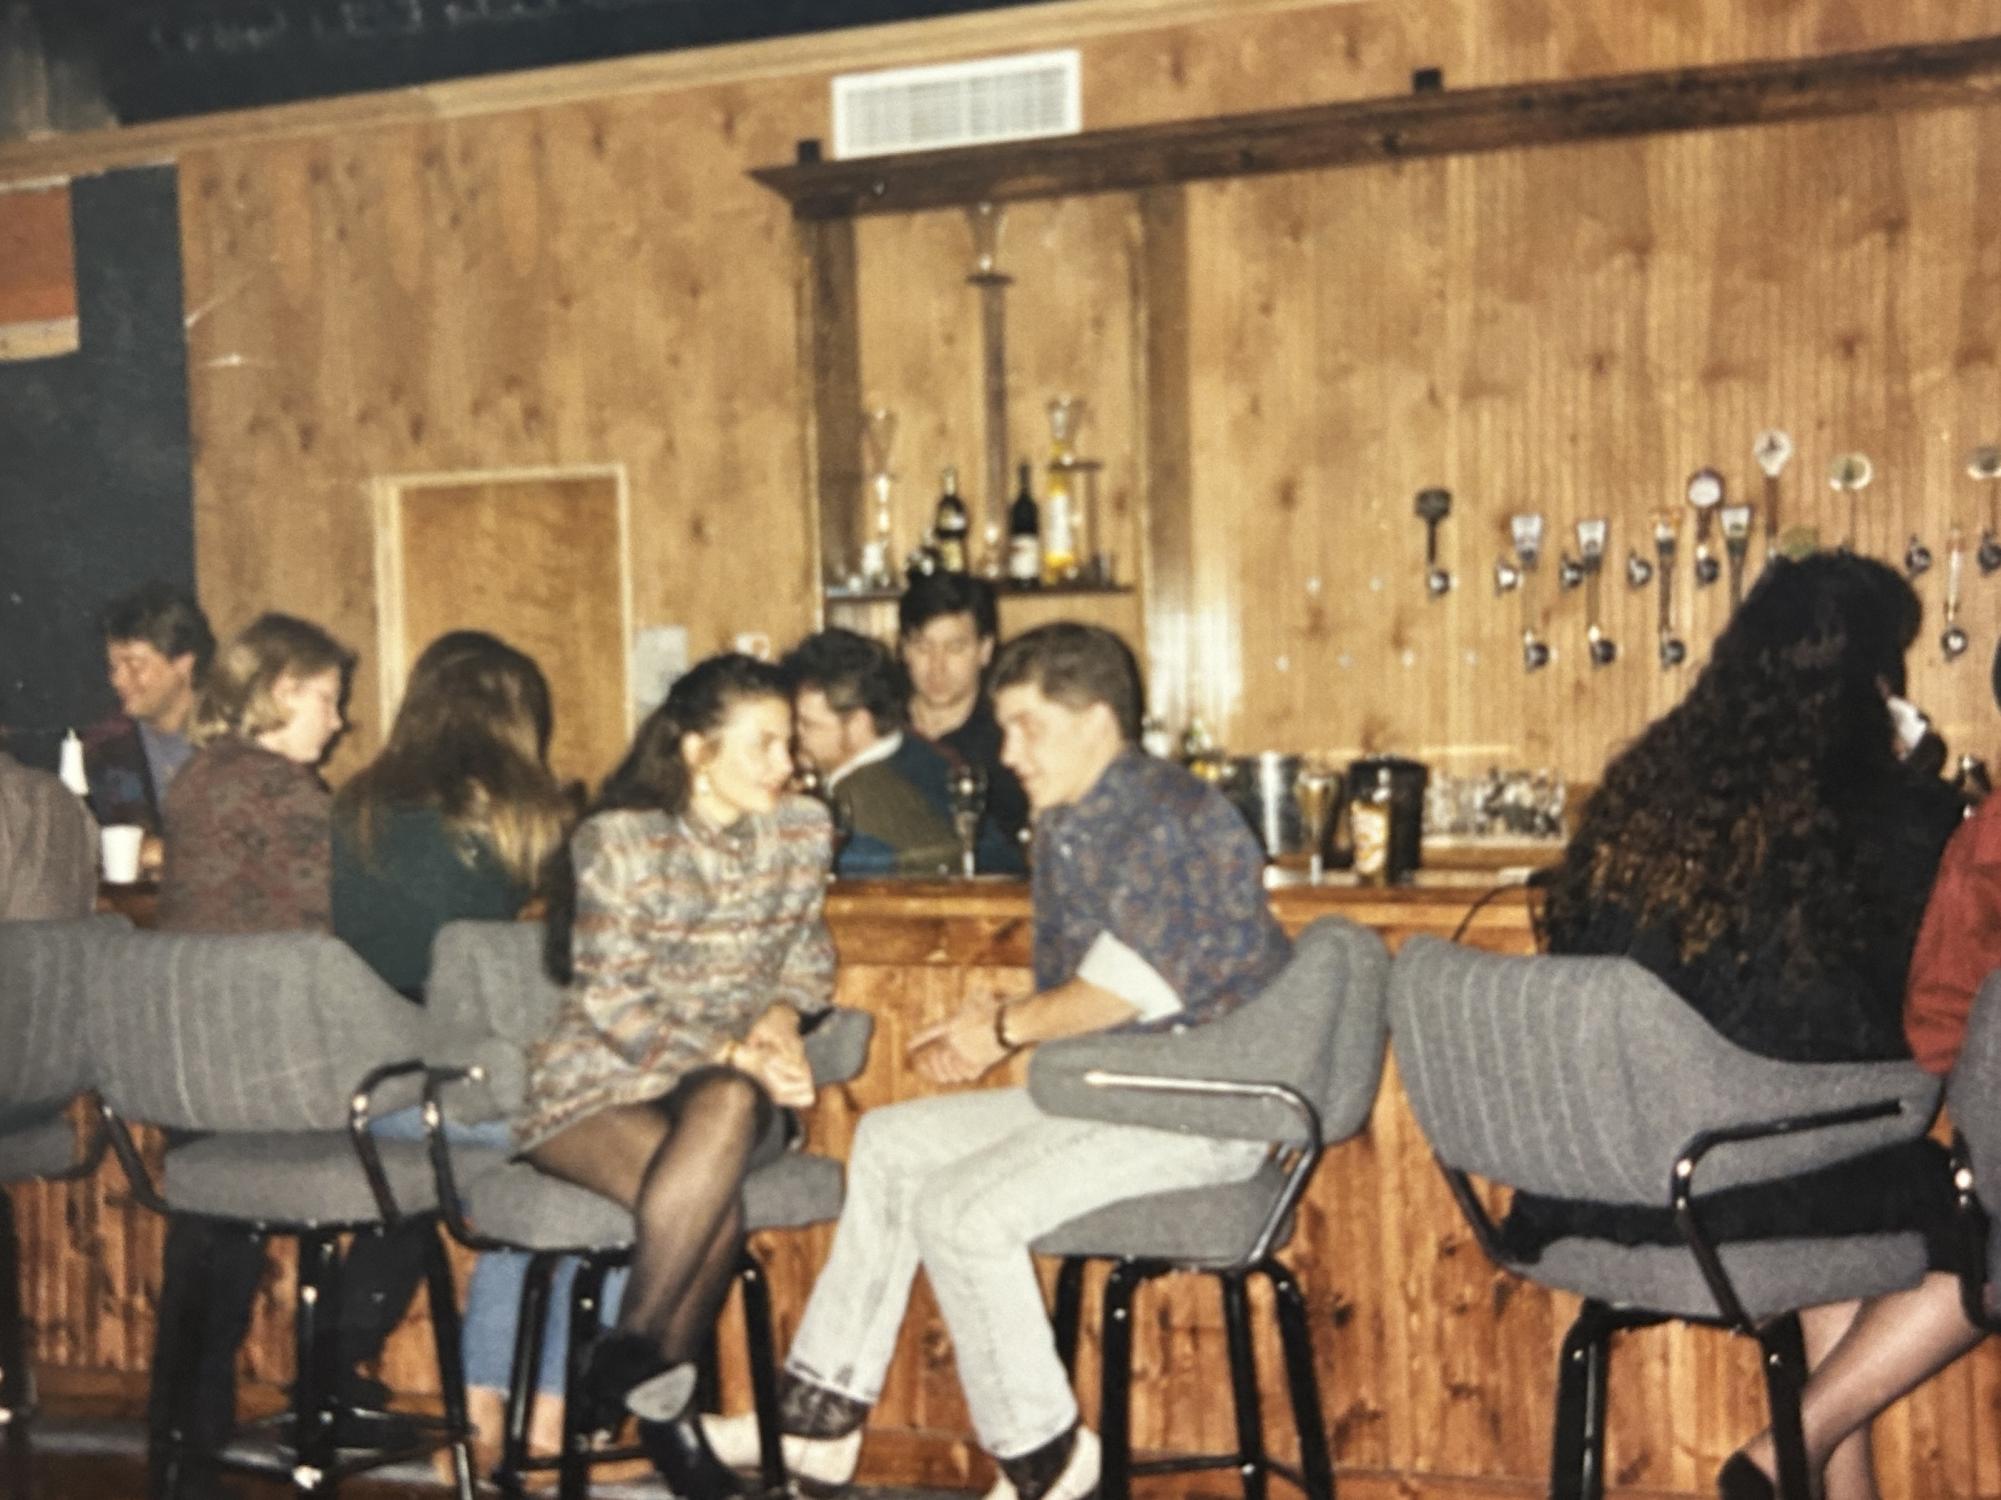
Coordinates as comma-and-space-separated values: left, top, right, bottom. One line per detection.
1007, 461, 1041, 586
934, 466, 969, 574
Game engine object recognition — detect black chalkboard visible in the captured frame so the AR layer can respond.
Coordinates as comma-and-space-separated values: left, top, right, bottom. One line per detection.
0, 165, 194, 770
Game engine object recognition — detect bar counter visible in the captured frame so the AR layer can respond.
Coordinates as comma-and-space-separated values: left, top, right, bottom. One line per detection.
25, 875, 1999, 1497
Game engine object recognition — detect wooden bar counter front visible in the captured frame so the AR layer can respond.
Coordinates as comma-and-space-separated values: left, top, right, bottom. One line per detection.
22, 877, 2001, 1497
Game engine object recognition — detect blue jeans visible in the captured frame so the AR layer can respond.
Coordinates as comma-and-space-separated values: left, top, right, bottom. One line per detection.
371, 1107, 626, 1394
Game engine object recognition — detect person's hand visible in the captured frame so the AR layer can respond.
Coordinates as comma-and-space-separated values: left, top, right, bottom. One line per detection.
907, 998, 1014, 1086
734, 1007, 814, 1107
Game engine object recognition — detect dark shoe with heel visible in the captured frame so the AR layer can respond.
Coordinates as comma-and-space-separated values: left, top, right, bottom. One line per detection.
577, 1332, 693, 1438
637, 1412, 747, 1499
1717, 1453, 1776, 1500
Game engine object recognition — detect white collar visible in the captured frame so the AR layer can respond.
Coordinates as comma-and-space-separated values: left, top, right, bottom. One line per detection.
827, 729, 903, 792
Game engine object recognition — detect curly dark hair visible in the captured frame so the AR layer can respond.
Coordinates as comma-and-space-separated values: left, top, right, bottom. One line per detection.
1543, 552, 1923, 970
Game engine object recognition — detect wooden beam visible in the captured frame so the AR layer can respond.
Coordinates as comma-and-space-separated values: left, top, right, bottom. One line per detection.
752, 33, 2001, 219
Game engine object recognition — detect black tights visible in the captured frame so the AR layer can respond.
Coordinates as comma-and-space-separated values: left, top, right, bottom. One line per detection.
531, 1067, 777, 1369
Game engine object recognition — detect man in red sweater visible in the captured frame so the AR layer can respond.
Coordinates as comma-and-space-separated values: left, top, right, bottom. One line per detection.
1905, 648, 2001, 1074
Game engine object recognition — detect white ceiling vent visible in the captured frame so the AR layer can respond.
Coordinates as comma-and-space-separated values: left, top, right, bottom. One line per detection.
832, 49, 1081, 160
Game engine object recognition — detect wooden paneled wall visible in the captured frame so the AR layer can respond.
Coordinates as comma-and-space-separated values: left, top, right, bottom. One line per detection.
2, 0, 1997, 789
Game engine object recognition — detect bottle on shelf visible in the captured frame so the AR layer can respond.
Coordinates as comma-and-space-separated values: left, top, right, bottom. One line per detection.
1043, 396, 1083, 584
1007, 461, 1042, 587
934, 466, 970, 575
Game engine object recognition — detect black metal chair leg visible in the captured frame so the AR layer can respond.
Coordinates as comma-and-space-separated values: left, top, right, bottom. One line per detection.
1097, 1261, 1148, 1500
737, 1249, 787, 1497
1052, 1257, 1086, 1378
421, 1222, 477, 1500
292, 1231, 343, 1494
1220, 1272, 1269, 1500
1263, 1261, 1333, 1500
558, 1258, 610, 1500
0, 1191, 27, 1426
1549, 1300, 1616, 1500
496, 1254, 557, 1499
1758, 1315, 1813, 1500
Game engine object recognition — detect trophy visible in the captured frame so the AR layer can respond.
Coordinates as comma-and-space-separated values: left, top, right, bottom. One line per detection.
1686, 468, 1725, 586
1654, 514, 1687, 668
1510, 513, 1551, 670
1829, 452, 1873, 550
1295, 759, 1341, 884
1969, 446, 2001, 574
860, 407, 900, 590
1576, 519, 1615, 666
1905, 534, 1934, 580
948, 762, 988, 878
1754, 428, 1794, 559
1043, 396, 1096, 584
1721, 503, 1754, 606
1415, 487, 1453, 598
1943, 527, 1970, 662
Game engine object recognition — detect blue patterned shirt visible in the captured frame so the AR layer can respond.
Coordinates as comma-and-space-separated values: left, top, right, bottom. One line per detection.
1032, 749, 1290, 1031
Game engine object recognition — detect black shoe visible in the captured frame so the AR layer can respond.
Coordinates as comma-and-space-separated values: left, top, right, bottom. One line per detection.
578, 1332, 697, 1436
1717, 1453, 1776, 1500
637, 1413, 747, 1499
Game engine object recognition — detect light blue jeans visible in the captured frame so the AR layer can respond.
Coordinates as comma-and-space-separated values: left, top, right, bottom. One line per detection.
371, 1107, 627, 1394
783, 1087, 1265, 1459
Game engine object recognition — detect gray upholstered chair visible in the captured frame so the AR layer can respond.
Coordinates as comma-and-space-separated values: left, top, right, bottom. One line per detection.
77, 923, 480, 1499
419, 919, 873, 1500
1946, 967, 2001, 1331
1390, 936, 1943, 1500
1024, 914, 1392, 1500
0, 918, 114, 1436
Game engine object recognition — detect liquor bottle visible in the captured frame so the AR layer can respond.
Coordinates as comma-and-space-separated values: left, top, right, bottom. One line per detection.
934, 466, 969, 574
1007, 462, 1042, 586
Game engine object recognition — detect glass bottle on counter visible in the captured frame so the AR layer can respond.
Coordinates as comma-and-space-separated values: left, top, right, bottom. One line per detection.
1008, 461, 1042, 586
934, 467, 970, 574
1043, 397, 1082, 584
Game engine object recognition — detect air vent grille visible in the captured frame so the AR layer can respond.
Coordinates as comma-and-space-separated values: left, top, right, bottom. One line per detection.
833, 49, 1081, 160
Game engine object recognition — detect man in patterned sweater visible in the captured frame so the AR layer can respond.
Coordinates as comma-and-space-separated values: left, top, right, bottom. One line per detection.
706, 622, 1291, 1500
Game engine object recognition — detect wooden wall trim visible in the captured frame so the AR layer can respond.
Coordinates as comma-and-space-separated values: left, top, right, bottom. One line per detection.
751, 33, 2001, 218
0, 0, 1346, 184
1134, 184, 1192, 734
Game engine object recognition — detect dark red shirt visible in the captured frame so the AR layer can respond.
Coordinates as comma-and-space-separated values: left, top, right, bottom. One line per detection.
1906, 793, 2001, 1074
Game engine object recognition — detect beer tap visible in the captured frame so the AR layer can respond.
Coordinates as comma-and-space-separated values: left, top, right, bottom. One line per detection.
1577, 519, 1615, 666
1721, 504, 1754, 606
1686, 469, 1724, 586
1510, 513, 1551, 671
1829, 453, 1873, 550
1943, 527, 1970, 661
1754, 429, 1793, 561
1969, 446, 2001, 574
1415, 487, 1453, 598
1654, 515, 1686, 668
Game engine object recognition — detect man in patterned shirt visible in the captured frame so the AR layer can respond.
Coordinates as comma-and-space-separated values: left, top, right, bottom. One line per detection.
706, 622, 1291, 1500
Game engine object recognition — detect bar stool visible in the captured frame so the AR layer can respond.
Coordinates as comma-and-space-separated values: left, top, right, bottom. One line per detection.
0, 918, 118, 1443
78, 924, 487, 1498
1389, 935, 1943, 1500
1947, 967, 2001, 1331
419, 920, 873, 1500
1027, 915, 1391, 1500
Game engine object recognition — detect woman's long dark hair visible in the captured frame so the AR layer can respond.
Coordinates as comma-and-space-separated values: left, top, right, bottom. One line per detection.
1543, 552, 1922, 972
542, 653, 790, 981
335, 630, 570, 885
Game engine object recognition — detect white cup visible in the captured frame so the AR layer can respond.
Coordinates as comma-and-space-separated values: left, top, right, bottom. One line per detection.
100, 824, 145, 884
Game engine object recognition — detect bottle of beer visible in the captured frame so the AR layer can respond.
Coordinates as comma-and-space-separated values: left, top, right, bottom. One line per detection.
934, 467, 969, 574
1007, 462, 1041, 586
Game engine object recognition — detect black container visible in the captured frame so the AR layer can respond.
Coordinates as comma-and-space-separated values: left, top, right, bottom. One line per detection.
1345, 755, 1429, 885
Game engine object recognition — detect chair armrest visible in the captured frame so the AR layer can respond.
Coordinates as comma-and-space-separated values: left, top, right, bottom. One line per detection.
1669, 1095, 1912, 1331
802, 1008, 873, 1088
348, 1059, 428, 1222
1030, 1034, 1319, 1146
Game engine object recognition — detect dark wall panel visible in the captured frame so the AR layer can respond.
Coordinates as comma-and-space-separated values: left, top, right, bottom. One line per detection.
0, 165, 194, 769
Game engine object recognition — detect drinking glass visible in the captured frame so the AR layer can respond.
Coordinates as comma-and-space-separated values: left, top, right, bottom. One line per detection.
948, 762, 988, 878
1295, 760, 1340, 884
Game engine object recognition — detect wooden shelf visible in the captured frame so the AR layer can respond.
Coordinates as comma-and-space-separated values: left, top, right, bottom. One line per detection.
751, 35, 2001, 220
824, 581, 1134, 604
